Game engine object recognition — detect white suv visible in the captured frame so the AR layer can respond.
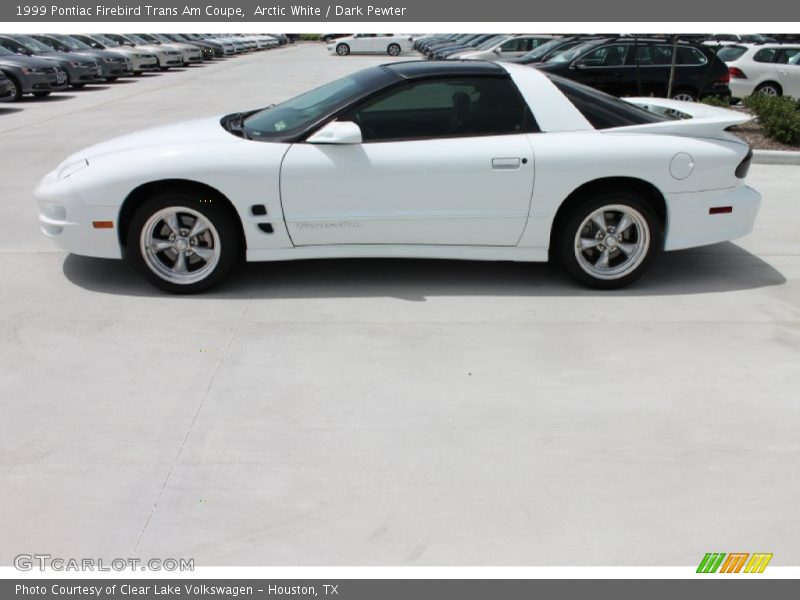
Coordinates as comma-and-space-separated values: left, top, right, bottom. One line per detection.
719, 43, 800, 99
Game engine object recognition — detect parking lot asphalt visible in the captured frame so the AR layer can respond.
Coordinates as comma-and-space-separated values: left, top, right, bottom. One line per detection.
1, 42, 799, 566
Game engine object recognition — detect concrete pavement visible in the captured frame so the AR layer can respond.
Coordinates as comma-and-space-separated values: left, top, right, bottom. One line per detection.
1, 43, 799, 566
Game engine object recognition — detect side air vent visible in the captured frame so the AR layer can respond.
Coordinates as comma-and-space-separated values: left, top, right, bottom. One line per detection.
251, 204, 267, 216
258, 223, 274, 234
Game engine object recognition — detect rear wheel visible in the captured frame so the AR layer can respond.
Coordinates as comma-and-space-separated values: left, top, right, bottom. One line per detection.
336, 43, 350, 56
387, 43, 401, 56
556, 192, 662, 289
127, 192, 242, 294
755, 82, 781, 97
104, 76, 118, 82
32, 91, 50, 98
670, 89, 697, 102
70, 82, 85, 89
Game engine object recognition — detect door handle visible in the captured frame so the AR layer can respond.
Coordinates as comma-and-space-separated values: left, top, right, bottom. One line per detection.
492, 157, 522, 170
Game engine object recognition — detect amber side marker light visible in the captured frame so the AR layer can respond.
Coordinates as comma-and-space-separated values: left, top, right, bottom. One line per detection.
92, 221, 114, 229
709, 207, 733, 215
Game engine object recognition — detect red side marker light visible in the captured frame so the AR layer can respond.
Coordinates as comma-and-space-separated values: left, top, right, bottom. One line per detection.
92, 221, 114, 229
709, 206, 733, 215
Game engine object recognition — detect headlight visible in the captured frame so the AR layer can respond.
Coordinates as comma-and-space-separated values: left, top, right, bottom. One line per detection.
21, 67, 47, 74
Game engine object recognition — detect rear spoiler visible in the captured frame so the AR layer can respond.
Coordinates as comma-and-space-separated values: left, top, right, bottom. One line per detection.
614, 97, 752, 139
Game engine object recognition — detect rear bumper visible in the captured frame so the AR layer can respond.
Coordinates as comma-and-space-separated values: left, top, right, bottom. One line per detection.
730, 79, 758, 99
664, 185, 761, 251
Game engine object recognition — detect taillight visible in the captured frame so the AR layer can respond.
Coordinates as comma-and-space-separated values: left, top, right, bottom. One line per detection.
718, 70, 731, 84
735, 148, 753, 179
729, 67, 747, 79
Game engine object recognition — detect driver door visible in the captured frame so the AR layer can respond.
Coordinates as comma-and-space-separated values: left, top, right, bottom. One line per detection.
280, 76, 536, 246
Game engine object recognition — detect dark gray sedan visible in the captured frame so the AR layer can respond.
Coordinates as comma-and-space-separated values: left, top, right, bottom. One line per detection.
32, 34, 132, 81
0, 34, 100, 88
0, 44, 68, 100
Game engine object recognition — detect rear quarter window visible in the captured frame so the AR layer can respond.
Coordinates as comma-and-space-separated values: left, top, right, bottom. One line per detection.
754, 48, 778, 63
717, 45, 748, 62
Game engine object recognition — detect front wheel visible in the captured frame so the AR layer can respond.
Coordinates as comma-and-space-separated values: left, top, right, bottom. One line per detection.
555, 193, 662, 289
127, 192, 242, 293
387, 43, 401, 56
336, 43, 350, 56
670, 89, 697, 102
6, 76, 22, 101
32, 91, 51, 98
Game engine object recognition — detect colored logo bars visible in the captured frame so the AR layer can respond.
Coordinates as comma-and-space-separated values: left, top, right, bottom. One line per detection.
697, 553, 773, 573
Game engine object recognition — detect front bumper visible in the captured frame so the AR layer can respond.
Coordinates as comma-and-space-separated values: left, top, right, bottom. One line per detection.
100, 61, 133, 78
21, 71, 68, 93
70, 65, 103, 83
35, 167, 122, 259
664, 185, 761, 251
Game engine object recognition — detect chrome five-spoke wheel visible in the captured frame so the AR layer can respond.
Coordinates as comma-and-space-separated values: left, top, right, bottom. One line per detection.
574, 205, 650, 281
557, 192, 661, 289
140, 207, 220, 285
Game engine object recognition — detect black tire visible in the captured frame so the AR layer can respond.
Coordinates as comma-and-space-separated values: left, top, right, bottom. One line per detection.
387, 43, 401, 56
336, 43, 350, 56
104, 76, 118, 82
555, 191, 662, 289
70, 82, 86, 89
32, 91, 51, 98
126, 191, 242, 294
133, 71, 142, 76
5, 75, 22, 101
159, 66, 169, 72
755, 82, 782, 97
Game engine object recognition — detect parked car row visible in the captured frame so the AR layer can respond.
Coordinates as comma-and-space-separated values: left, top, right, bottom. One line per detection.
0, 33, 292, 103
414, 34, 767, 101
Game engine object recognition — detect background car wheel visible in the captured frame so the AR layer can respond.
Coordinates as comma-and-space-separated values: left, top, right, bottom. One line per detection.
70, 82, 85, 89
32, 91, 50, 98
133, 71, 142, 76
387, 43, 401, 56
336, 43, 350, 56
755, 82, 782, 97
556, 192, 662, 289
104, 76, 118, 82
6, 75, 22, 101
670, 89, 697, 102
127, 192, 242, 293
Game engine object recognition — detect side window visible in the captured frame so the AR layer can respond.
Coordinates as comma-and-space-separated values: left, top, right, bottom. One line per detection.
634, 44, 654, 65
653, 45, 675, 65
577, 44, 629, 67
754, 48, 778, 63
677, 47, 707, 65
342, 77, 537, 142
776, 48, 800, 64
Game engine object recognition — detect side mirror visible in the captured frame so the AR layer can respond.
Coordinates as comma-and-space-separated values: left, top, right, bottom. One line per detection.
307, 121, 363, 145
573, 61, 587, 70
493, 47, 502, 54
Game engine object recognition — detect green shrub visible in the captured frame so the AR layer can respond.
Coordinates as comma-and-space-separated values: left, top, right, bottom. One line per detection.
298, 34, 321, 41
744, 94, 800, 145
701, 95, 731, 107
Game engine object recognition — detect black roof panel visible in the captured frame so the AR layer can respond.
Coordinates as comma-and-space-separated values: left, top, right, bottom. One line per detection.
383, 60, 506, 79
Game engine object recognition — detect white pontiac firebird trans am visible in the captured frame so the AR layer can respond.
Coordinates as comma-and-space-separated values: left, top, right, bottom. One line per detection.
35, 60, 761, 293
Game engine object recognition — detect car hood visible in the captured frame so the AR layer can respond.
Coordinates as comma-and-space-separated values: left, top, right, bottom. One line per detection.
66, 116, 241, 163
34, 50, 96, 64
0, 54, 59, 69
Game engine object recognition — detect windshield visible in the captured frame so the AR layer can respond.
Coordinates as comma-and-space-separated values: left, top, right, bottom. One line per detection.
14, 36, 55, 53
136, 34, 160, 44
477, 35, 509, 50
53, 35, 91, 50
548, 41, 596, 63
520, 37, 566, 60
152, 34, 173, 43
126, 34, 150, 45
91, 34, 119, 47
0, 46, 12, 56
242, 67, 397, 140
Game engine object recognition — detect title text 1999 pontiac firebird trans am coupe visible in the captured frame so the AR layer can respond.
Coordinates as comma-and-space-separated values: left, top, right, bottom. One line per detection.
35, 61, 761, 293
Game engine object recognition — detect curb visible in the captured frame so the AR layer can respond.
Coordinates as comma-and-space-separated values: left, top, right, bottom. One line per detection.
752, 150, 800, 165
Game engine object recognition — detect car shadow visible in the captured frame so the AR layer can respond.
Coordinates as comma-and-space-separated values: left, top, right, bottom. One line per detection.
68, 85, 111, 92
19, 94, 75, 103
0, 106, 24, 114
63, 242, 786, 300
